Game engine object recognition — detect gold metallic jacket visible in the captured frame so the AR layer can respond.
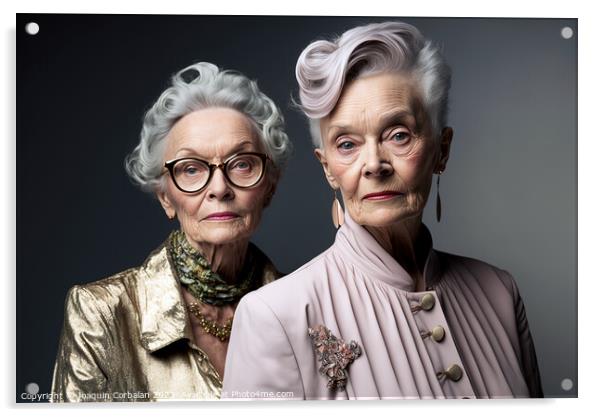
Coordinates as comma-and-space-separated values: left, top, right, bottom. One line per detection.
50, 239, 280, 402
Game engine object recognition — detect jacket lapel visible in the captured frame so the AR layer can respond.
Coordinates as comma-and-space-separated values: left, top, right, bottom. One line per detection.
136, 244, 192, 352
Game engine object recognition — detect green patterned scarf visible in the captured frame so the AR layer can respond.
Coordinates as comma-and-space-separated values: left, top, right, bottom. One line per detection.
167, 230, 264, 306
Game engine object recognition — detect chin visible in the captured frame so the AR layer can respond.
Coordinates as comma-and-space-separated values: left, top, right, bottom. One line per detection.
355, 207, 418, 228
191, 223, 253, 247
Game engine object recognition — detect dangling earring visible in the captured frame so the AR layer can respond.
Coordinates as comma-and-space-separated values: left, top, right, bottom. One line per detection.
331, 189, 345, 229
436, 170, 443, 223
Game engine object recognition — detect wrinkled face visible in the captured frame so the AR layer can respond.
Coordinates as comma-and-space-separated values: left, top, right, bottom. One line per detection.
316, 72, 451, 228
157, 107, 274, 247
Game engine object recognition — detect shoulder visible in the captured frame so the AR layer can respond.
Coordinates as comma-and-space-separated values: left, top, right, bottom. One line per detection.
239, 247, 335, 318
61, 267, 139, 330
64, 242, 169, 317
254, 248, 332, 295
437, 250, 519, 300
76, 268, 136, 297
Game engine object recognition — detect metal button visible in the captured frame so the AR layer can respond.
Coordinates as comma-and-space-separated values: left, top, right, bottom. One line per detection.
445, 364, 463, 382
420, 293, 436, 311
430, 325, 445, 342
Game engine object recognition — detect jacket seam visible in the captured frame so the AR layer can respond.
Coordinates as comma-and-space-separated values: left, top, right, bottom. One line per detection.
252, 292, 306, 398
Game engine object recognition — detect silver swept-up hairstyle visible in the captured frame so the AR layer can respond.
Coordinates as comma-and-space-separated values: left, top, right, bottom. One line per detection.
125, 62, 292, 193
295, 21, 452, 147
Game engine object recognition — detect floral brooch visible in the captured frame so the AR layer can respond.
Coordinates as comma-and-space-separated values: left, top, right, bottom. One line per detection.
308, 325, 362, 391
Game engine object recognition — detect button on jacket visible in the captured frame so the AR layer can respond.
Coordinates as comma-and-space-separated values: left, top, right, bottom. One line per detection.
222, 213, 543, 399
51, 239, 280, 402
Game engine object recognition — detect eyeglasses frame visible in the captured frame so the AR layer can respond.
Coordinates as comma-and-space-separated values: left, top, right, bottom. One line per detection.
163, 152, 270, 194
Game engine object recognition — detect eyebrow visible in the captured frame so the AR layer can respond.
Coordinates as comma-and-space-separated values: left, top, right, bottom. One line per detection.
378, 110, 415, 129
174, 140, 255, 159
326, 110, 415, 140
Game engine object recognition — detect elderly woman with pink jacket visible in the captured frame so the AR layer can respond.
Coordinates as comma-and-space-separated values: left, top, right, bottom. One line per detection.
222, 21, 543, 400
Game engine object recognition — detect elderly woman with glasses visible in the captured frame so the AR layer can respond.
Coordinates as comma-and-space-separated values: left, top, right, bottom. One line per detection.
51, 62, 291, 401
222, 22, 543, 400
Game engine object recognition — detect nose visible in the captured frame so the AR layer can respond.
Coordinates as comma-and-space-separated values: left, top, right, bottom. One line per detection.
206, 167, 235, 201
362, 142, 393, 178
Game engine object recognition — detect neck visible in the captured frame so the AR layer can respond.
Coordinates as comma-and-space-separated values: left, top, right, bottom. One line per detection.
184, 234, 249, 285
364, 215, 429, 291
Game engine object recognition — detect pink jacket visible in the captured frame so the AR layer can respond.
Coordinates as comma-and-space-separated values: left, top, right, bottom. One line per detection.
222, 214, 542, 399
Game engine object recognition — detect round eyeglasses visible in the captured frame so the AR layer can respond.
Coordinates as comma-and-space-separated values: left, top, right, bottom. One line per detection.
163, 152, 269, 193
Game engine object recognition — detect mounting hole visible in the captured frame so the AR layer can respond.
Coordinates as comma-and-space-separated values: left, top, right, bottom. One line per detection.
561, 26, 573, 39
25, 382, 39, 395
561, 378, 573, 391
25, 22, 40, 35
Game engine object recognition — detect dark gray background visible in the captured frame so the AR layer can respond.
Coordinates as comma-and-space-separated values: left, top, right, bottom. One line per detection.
16, 14, 577, 400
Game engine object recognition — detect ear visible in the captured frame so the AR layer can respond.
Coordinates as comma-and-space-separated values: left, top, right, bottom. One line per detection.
314, 148, 340, 189
435, 127, 454, 173
155, 188, 176, 220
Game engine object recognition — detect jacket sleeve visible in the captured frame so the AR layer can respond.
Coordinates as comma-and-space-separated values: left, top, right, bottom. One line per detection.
50, 285, 113, 402
221, 291, 304, 400
508, 274, 544, 398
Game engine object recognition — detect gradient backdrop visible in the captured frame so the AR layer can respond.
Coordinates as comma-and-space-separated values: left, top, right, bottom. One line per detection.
16, 14, 577, 400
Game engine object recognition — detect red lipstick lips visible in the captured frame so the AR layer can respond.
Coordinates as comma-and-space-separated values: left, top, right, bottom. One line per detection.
363, 191, 402, 201
204, 212, 239, 221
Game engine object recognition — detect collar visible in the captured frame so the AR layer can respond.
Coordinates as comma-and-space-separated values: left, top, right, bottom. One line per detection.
135, 237, 282, 352
136, 241, 192, 352
334, 211, 443, 292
